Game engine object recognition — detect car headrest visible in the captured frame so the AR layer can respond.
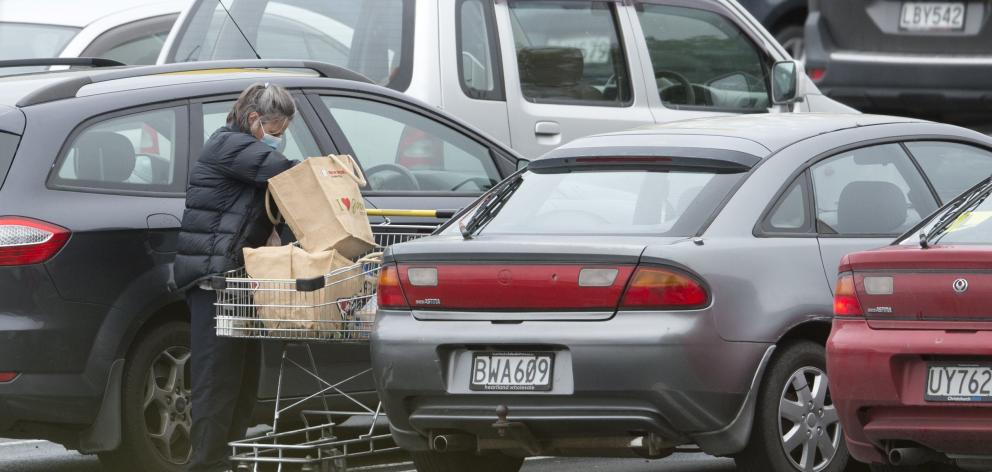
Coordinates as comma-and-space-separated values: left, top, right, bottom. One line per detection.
837, 181, 907, 234
517, 47, 584, 87
75, 131, 136, 182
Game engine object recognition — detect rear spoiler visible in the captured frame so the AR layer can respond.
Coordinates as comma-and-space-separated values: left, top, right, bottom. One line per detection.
532, 146, 760, 174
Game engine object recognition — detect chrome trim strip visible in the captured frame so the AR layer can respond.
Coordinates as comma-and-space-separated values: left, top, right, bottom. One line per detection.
412, 310, 614, 321
830, 51, 992, 66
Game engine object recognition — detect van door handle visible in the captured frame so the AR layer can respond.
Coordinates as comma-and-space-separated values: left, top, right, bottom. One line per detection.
534, 121, 561, 136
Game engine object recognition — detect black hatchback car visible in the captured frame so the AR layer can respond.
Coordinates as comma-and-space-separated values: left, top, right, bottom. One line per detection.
805, 0, 992, 122
0, 59, 522, 471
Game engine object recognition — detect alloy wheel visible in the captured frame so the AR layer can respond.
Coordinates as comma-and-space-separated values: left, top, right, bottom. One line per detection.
778, 366, 842, 472
143, 345, 192, 465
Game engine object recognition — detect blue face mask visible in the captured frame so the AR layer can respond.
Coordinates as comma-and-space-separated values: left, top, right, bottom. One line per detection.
254, 118, 283, 149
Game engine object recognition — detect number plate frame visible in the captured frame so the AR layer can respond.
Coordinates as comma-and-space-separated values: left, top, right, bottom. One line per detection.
925, 363, 992, 402
470, 352, 555, 392
900, 2, 967, 31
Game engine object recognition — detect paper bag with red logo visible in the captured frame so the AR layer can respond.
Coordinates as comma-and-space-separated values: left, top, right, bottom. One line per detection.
267, 155, 375, 258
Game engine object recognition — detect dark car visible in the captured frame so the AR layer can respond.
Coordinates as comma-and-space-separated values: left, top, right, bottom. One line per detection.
370, 113, 992, 472
829, 177, 992, 472
805, 0, 992, 122
0, 59, 522, 471
737, 0, 809, 62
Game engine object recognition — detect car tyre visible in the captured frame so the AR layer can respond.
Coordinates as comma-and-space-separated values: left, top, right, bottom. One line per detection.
411, 450, 523, 472
735, 341, 848, 472
776, 25, 806, 65
99, 321, 191, 472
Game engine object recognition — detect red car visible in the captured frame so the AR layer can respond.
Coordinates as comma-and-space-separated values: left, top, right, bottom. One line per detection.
828, 179, 992, 472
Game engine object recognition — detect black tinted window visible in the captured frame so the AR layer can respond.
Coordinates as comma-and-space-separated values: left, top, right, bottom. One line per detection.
0, 132, 19, 189
907, 141, 992, 203
51, 107, 187, 195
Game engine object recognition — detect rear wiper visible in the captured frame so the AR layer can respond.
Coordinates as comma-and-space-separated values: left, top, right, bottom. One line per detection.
921, 177, 992, 248
460, 173, 524, 239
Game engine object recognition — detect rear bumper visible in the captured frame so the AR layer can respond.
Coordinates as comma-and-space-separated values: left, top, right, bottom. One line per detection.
805, 11, 992, 116
826, 318, 992, 464
371, 309, 772, 456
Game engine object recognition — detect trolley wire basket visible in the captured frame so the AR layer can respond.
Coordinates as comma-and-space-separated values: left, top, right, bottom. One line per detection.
211, 218, 443, 472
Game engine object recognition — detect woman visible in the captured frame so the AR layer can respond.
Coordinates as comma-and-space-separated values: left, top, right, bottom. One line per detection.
173, 82, 296, 472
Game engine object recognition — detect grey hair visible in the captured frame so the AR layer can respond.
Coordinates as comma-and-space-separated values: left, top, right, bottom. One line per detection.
227, 82, 296, 134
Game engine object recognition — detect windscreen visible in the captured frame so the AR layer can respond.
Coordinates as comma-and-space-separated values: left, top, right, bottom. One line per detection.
0, 132, 20, 190
171, 0, 412, 89
0, 23, 80, 75
448, 168, 743, 236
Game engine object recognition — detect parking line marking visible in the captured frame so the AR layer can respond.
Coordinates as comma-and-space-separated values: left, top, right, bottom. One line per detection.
0, 439, 46, 447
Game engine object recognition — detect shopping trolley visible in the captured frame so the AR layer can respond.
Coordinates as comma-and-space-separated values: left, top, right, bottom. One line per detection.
211, 210, 454, 471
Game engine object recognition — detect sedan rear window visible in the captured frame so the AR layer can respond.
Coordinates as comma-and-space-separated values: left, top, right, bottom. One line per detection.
0, 132, 19, 190
171, 0, 413, 89
453, 168, 743, 236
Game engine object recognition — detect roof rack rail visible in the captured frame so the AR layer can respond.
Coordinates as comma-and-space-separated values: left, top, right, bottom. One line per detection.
0, 57, 127, 69
16, 59, 374, 108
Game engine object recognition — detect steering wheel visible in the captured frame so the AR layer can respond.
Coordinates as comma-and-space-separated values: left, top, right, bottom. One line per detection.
450, 177, 494, 192
366, 164, 420, 191
655, 70, 696, 105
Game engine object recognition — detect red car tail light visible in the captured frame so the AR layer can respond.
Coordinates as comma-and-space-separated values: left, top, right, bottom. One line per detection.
620, 266, 708, 310
0, 372, 18, 383
833, 273, 863, 316
0, 216, 70, 266
808, 67, 826, 82
377, 264, 410, 309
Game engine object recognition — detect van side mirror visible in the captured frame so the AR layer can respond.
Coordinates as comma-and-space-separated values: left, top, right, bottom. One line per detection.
516, 159, 530, 171
770, 60, 802, 105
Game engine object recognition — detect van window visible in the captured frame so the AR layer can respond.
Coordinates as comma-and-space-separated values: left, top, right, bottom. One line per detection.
0, 23, 80, 75
321, 96, 501, 193
0, 132, 18, 189
507, 1, 632, 106
171, 0, 413, 89
458, 0, 502, 100
201, 100, 319, 162
51, 107, 187, 195
635, 3, 770, 111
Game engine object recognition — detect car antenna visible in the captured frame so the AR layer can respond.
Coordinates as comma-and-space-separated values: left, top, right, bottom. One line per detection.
217, 0, 262, 60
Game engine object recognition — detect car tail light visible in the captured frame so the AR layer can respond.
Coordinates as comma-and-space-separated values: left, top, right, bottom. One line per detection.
833, 273, 863, 316
620, 266, 708, 310
0, 372, 18, 383
808, 67, 826, 82
0, 217, 70, 266
377, 264, 410, 309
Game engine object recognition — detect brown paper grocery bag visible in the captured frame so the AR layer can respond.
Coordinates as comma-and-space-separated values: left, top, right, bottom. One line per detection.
243, 245, 362, 335
267, 155, 375, 258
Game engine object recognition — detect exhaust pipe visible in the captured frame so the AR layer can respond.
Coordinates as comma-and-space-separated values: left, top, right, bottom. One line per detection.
889, 447, 939, 466
431, 433, 476, 452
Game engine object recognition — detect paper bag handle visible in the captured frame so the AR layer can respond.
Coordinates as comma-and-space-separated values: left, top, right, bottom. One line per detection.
329, 154, 368, 187
264, 188, 282, 225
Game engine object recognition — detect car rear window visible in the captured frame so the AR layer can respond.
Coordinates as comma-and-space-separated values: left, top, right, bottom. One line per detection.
451, 168, 743, 236
171, 0, 413, 90
0, 23, 81, 76
0, 132, 19, 190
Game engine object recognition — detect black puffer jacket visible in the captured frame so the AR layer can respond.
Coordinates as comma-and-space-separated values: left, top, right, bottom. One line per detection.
173, 127, 293, 291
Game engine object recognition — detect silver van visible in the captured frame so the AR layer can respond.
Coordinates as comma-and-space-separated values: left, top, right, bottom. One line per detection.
159, 0, 852, 158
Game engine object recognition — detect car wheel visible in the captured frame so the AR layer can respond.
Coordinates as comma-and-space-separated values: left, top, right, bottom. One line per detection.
411, 450, 523, 472
99, 321, 191, 472
735, 341, 848, 472
776, 25, 806, 66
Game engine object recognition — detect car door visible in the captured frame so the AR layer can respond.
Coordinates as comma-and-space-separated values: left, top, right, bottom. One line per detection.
810, 143, 939, 288
627, 0, 779, 123
494, 0, 655, 158
306, 90, 516, 225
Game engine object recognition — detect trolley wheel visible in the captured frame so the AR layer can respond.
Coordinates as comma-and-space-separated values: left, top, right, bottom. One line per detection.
99, 321, 192, 472
411, 451, 523, 472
